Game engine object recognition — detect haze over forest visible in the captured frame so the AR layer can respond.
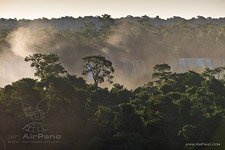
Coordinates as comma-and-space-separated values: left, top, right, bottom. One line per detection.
1, 15, 225, 88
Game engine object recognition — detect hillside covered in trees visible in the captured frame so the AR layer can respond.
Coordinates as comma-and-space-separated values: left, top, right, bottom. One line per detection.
0, 53, 225, 150
1, 15, 225, 87
1, 16, 225, 149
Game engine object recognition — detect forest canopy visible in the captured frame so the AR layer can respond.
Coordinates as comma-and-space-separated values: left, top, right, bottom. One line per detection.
1, 16, 225, 149
1, 16, 225, 87
0, 53, 225, 149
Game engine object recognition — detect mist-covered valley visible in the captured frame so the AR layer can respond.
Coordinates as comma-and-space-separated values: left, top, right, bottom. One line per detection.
1, 15, 225, 88
2, 15, 225, 150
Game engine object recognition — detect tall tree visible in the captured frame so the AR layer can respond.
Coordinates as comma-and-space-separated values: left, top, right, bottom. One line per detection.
25, 53, 67, 79
82, 55, 114, 88
152, 63, 172, 85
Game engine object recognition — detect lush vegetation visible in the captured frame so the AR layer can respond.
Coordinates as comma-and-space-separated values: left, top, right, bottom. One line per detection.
0, 53, 225, 150
2, 16, 225, 87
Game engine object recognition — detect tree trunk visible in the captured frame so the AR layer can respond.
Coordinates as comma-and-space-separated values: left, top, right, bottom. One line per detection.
94, 79, 98, 88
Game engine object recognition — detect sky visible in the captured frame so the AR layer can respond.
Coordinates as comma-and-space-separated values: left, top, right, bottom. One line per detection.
0, 0, 225, 19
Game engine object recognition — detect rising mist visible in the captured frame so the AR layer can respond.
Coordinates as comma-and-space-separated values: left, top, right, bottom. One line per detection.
1, 16, 225, 88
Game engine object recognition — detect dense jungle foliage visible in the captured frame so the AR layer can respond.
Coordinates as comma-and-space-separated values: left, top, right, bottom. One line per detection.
0, 53, 225, 150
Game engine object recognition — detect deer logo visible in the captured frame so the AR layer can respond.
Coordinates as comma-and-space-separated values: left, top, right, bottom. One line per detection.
21, 99, 51, 133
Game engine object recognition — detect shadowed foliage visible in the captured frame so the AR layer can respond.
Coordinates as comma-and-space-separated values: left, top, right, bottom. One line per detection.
1, 54, 225, 150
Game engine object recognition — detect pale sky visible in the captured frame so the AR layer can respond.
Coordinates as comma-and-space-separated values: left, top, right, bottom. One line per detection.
0, 0, 225, 19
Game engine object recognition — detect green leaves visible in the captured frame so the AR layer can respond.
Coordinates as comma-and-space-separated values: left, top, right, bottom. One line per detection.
152, 63, 172, 85
82, 55, 114, 87
2, 52, 225, 149
25, 53, 67, 79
